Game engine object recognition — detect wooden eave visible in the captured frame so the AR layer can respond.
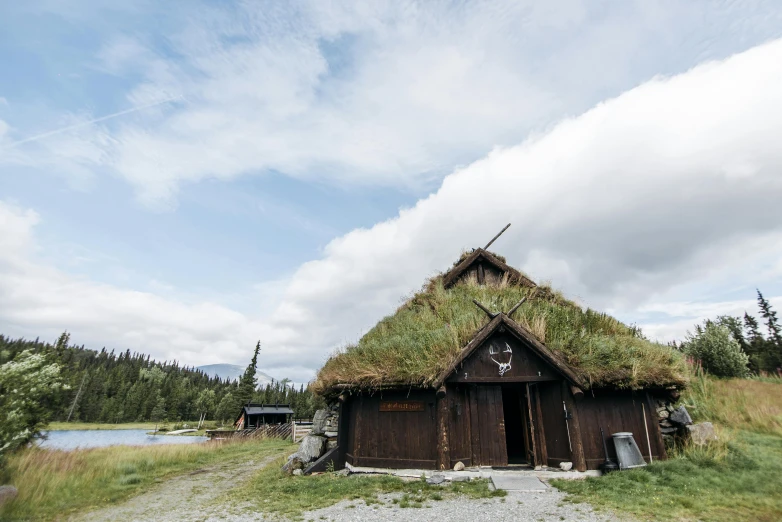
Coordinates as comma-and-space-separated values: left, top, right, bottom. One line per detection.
442, 248, 536, 289
432, 313, 585, 389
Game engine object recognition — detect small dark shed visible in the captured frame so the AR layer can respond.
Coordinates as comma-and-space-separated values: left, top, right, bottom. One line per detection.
234, 403, 294, 429
311, 230, 688, 472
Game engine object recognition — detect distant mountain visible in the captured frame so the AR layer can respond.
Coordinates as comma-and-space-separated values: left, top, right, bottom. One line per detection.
197, 364, 275, 386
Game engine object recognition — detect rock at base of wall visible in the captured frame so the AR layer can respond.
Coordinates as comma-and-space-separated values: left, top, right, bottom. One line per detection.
453, 461, 465, 471
292, 469, 303, 476
0, 486, 18, 506
670, 406, 693, 426
327, 439, 338, 450
686, 422, 718, 446
282, 455, 305, 474
311, 410, 329, 436
298, 435, 327, 462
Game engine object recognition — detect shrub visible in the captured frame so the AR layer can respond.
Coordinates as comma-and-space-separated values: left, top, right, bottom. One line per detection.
682, 322, 750, 378
0, 350, 66, 463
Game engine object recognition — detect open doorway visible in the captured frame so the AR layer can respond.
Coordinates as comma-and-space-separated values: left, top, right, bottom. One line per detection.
501, 385, 532, 465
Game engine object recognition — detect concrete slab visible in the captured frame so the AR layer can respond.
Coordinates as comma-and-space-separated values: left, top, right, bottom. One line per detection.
345, 463, 601, 482
490, 474, 548, 492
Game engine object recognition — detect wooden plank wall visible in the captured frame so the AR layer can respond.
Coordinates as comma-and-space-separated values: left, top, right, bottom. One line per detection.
576, 389, 665, 469
475, 385, 508, 466
537, 381, 572, 468
348, 390, 438, 469
455, 261, 505, 286
446, 384, 473, 468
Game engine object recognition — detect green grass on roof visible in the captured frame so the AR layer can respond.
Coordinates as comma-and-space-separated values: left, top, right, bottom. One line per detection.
312, 274, 688, 395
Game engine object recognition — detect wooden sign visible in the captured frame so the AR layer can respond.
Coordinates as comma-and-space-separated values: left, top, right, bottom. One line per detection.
379, 400, 425, 412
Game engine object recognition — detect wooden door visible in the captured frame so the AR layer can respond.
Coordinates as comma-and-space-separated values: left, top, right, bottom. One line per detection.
469, 385, 507, 466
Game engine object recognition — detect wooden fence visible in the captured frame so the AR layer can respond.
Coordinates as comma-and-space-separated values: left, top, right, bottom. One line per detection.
292, 420, 313, 442
206, 420, 314, 443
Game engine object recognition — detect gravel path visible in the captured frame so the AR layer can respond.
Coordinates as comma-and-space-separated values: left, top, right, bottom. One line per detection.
71, 459, 626, 522
71, 454, 281, 522
296, 488, 625, 522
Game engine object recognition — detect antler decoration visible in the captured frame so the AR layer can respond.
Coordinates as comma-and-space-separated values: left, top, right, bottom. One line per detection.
490, 342, 513, 376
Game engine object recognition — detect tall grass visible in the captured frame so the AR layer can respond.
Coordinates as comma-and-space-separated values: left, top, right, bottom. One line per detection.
0, 438, 293, 521
314, 276, 687, 393
682, 365, 782, 437
554, 374, 782, 521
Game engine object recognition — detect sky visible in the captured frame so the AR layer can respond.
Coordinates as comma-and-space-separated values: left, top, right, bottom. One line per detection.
1, 1, 782, 383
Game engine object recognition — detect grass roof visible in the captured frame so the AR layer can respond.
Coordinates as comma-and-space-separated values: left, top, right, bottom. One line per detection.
312, 272, 688, 396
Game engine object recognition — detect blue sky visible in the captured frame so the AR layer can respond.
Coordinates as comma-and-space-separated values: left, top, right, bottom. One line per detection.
1, 1, 782, 382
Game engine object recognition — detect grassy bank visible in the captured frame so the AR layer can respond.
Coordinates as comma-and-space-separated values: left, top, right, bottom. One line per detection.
48, 422, 159, 431
553, 377, 782, 521
0, 438, 294, 521
231, 456, 505, 518
48, 421, 222, 432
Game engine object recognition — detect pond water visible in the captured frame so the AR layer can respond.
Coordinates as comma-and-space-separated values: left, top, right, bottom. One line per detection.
39, 430, 209, 450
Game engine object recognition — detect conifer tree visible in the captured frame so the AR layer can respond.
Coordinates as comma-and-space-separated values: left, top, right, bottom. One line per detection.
757, 290, 782, 348
237, 341, 261, 407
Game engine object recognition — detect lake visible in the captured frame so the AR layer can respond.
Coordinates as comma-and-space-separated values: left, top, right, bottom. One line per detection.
39, 430, 209, 450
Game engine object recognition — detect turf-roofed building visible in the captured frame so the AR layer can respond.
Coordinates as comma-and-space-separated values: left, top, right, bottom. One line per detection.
311, 232, 688, 472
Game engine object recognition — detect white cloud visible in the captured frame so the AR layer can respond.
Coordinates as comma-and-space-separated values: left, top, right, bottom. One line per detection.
7, 1, 782, 206
0, 201, 312, 380
2, 39, 782, 382
257, 38, 782, 374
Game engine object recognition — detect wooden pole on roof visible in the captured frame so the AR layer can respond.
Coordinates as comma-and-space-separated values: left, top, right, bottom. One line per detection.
472, 299, 497, 319
505, 297, 527, 318
484, 223, 511, 250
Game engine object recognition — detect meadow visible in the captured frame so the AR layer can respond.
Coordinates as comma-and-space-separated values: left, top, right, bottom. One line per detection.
553, 374, 782, 521
0, 438, 292, 521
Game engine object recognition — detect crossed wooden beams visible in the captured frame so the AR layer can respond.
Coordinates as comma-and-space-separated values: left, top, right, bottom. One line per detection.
472, 297, 526, 320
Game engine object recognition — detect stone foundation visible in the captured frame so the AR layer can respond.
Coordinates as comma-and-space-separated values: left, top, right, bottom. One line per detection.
282, 403, 340, 474
654, 396, 716, 448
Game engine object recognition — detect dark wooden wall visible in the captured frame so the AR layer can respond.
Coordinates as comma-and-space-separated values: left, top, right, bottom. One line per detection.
455, 260, 506, 286
447, 331, 560, 384
345, 390, 438, 469
536, 381, 572, 468
576, 390, 665, 469
341, 381, 666, 472
445, 384, 473, 467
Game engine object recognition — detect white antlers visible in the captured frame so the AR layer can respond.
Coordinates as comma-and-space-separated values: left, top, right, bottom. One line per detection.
490, 342, 513, 377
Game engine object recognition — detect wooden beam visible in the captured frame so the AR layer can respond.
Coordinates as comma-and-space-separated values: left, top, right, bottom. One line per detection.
484, 223, 511, 250
305, 445, 341, 474
562, 381, 587, 472
432, 315, 503, 389
477, 263, 485, 285
533, 384, 548, 466
506, 297, 527, 318
525, 383, 538, 467
570, 385, 584, 401
436, 391, 451, 470
501, 317, 585, 389
472, 299, 497, 319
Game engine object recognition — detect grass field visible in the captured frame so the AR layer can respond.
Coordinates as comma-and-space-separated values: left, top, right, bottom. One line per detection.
231, 457, 506, 518
553, 376, 782, 521
0, 438, 293, 521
